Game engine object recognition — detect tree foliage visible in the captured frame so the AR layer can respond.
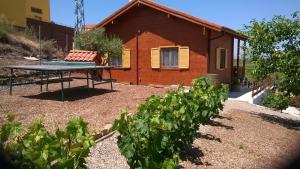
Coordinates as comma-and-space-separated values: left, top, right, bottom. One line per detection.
113, 77, 228, 169
261, 90, 289, 111
242, 12, 300, 95
0, 115, 95, 169
74, 28, 122, 60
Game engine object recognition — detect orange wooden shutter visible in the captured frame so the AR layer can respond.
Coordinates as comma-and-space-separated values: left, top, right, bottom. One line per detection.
122, 48, 131, 68
179, 46, 189, 69
151, 48, 160, 68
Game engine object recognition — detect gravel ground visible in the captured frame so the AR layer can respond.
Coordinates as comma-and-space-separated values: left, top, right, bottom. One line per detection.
0, 79, 169, 132
86, 100, 300, 169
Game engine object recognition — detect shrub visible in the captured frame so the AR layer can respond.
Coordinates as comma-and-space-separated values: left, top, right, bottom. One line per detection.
0, 16, 15, 40
113, 77, 228, 169
41, 39, 58, 57
0, 115, 95, 169
261, 91, 289, 111
73, 28, 122, 64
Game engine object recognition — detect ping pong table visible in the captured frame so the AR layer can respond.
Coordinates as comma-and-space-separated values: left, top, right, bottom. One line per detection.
6, 62, 113, 101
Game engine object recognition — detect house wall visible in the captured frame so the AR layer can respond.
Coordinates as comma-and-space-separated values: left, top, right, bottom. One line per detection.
27, 18, 74, 51
103, 5, 209, 86
0, 0, 27, 27
209, 31, 233, 84
25, 0, 50, 23
0, 0, 50, 27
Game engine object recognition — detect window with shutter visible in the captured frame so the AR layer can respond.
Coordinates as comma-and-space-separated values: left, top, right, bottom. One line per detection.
216, 48, 227, 70
110, 48, 131, 68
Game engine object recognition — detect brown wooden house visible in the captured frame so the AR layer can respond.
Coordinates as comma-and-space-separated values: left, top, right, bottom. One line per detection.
96, 0, 247, 86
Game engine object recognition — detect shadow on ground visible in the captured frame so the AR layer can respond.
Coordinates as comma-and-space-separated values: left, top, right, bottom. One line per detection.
22, 86, 118, 101
180, 145, 205, 166
196, 132, 222, 143
251, 112, 300, 131
205, 119, 234, 130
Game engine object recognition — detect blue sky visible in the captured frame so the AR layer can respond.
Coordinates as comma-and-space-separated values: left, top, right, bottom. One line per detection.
50, 0, 300, 30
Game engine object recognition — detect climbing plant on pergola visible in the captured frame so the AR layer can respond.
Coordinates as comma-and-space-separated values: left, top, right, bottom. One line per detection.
242, 12, 300, 96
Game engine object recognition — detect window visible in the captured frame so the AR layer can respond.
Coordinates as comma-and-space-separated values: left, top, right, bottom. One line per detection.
151, 46, 189, 69
110, 55, 122, 67
160, 47, 178, 68
31, 7, 42, 14
216, 48, 227, 70
220, 49, 226, 69
110, 48, 131, 68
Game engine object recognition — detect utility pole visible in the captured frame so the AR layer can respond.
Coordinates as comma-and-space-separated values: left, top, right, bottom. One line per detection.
74, 0, 85, 36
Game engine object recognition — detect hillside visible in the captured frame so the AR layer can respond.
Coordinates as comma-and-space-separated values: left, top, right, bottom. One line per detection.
0, 19, 64, 85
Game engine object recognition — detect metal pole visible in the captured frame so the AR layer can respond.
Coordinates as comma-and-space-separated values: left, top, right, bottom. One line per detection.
39, 25, 41, 65
65, 34, 69, 52
60, 71, 64, 101
9, 68, 13, 95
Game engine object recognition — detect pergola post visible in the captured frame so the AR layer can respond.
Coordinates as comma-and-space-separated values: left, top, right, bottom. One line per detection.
237, 39, 240, 78
242, 41, 246, 77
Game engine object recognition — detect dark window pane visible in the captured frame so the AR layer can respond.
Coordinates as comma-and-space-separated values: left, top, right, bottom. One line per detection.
31, 7, 42, 14
161, 47, 178, 67
111, 55, 122, 67
220, 49, 226, 69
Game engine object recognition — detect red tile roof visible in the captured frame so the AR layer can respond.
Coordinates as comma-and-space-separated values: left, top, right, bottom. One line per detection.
85, 24, 96, 29
64, 50, 99, 62
95, 0, 247, 40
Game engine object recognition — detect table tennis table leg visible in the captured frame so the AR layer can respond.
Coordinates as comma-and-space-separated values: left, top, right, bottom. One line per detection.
9, 68, 13, 95
40, 71, 43, 92
109, 67, 113, 90
68, 71, 71, 88
86, 71, 89, 88
60, 71, 64, 101
92, 70, 95, 89
46, 71, 49, 91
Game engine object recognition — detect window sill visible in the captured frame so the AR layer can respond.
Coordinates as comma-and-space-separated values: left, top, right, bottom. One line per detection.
217, 68, 226, 71
153, 67, 189, 71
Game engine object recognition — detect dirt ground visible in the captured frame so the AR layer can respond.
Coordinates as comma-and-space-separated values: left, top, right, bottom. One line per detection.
0, 80, 169, 132
87, 100, 300, 169
180, 100, 300, 169
1, 81, 300, 169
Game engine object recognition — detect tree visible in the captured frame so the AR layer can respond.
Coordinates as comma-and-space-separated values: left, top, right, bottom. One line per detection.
242, 12, 300, 95
73, 28, 122, 65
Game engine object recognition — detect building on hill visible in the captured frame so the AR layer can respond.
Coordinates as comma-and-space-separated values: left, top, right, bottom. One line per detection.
0, 0, 50, 28
0, 0, 74, 51
96, 0, 247, 86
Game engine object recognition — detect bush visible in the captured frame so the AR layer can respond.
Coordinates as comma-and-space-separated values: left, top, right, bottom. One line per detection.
261, 91, 289, 111
41, 39, 58, 57
73, 28, 122, 64
0, 115, 95, 169
113, 77, 228, 169
0, 17, 15, 40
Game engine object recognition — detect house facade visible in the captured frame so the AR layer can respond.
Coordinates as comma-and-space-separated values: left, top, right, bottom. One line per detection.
96, 0, 246, 86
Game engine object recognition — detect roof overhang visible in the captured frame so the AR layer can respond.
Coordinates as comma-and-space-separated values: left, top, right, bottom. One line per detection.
95, 0, 247, 40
